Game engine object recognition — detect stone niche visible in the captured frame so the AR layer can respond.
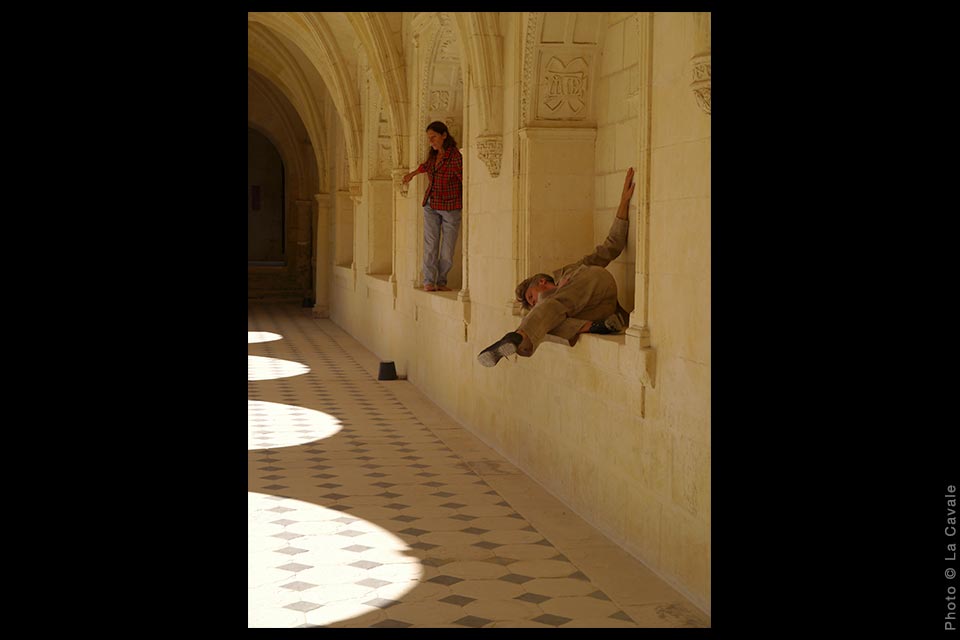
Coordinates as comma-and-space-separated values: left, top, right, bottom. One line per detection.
418, 14, 464, 146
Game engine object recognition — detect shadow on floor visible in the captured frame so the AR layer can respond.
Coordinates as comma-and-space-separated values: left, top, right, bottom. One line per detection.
247, 302, 705, 629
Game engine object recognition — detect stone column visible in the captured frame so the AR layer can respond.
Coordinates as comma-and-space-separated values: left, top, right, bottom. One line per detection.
626, 12, 657, 404
367, 179, 393, 275
312, 193, 332, 318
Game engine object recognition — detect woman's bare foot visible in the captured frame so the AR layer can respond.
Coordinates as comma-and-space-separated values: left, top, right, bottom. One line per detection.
436, 285, 452, 292
424, 284, 437, 291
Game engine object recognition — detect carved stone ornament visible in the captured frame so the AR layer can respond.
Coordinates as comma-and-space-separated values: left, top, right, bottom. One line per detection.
430, 90, 450, 110
520, 13, 544, 126
537, 56, 590, 121
476, 135, 503, 178
691, 54, 711, 115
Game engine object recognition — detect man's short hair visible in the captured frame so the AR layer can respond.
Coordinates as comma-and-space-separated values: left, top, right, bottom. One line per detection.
515, 273, 555, 311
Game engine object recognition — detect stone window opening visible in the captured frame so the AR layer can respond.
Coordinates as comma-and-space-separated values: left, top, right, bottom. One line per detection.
412, 13, 467, 296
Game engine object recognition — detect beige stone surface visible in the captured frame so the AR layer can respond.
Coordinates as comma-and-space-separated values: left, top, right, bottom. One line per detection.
508, 559, 578, 578
450, 579, 525, 600
493, 543, 558, 560
374, 601, 465, 625
659, 507, 709, 608
480, 529, 544, 545
441, 560, 510, 580
306, 603, 387, 627
561, 617, 639, 628
541, 596, 620, 618
489, 619, 553, 628
464, 598, 543, 621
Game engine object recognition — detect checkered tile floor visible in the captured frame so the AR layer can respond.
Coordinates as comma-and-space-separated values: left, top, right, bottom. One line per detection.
248, 302, 709, 628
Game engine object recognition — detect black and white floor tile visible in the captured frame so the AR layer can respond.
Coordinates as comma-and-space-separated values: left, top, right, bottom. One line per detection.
248, 302, 709, 628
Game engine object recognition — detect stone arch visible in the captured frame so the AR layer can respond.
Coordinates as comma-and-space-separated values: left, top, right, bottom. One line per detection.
247, 22, 329, 193
248, 12, 363, 190
452, 13, 502, 136
248, 72, 310, 201
348, 12, 407, 169
419, 13, 465, 148
247, 69, 321, 303
453, 12, 504, 177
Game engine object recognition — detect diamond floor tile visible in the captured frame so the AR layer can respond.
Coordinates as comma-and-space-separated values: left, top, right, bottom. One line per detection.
248, 303, 708, 629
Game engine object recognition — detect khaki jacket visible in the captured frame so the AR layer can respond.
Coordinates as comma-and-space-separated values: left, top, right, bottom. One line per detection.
518, 217, 629, 352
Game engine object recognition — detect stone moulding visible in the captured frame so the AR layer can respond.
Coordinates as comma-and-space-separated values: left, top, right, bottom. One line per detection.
520, 12, 543, 127
476, 134, 503, 178
691, 54, 711, 115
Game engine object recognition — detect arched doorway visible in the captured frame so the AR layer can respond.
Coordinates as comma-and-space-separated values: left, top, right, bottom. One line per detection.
248, 128, 286, 266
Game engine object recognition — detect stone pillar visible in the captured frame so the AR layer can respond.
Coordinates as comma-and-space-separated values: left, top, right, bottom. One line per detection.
367, 179, 393, 275
313, 193, 332, 318
626, 12, 656, 403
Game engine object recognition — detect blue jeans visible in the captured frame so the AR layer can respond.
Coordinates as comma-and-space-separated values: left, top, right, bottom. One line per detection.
422, 202, 461, 287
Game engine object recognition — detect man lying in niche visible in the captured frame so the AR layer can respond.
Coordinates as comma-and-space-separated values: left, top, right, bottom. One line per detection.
478, 167, 635, 368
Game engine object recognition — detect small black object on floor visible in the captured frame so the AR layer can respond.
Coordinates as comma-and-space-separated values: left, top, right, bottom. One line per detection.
378, 361, 398, 380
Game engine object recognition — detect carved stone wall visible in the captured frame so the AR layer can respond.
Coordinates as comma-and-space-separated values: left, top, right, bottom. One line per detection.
416, 13, 465, 147
522, 12, 603, 127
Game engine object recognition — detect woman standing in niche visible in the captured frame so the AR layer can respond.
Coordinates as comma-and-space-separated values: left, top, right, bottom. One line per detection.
401, 121, 462, 292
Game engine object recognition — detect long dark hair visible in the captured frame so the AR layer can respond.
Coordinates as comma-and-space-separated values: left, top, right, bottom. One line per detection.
426, 121, 458, 158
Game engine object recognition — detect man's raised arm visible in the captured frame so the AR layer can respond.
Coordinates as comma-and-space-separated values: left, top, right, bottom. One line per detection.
575, 167, 636, 269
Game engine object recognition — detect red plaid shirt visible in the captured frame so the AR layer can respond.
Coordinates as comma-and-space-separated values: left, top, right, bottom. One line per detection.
418, 146, 462, 210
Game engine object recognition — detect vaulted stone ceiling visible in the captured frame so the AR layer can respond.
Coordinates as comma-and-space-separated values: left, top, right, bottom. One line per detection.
248, 12, 366, 189
248, 13, 504, 186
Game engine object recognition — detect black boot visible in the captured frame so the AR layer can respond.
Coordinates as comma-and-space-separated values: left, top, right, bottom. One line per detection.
477, 332, 523, 367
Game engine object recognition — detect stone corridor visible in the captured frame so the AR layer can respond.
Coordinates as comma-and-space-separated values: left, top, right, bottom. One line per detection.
248, 302, 710, 628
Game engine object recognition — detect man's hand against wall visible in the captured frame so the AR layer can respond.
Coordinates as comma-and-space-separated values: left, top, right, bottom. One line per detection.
621, 167, 635, 204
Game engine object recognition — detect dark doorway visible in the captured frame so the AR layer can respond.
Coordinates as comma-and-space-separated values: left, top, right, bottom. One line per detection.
248, 128, 286, 265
